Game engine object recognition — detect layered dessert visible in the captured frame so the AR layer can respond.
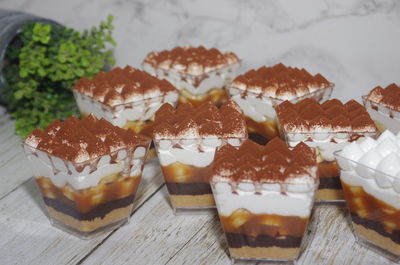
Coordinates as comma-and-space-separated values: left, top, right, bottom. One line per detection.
363, 83, 400, 133
23, 114, 150, 237
211, 138, 318, 261
335, 130, 400, 260
142, 46, 240, 106
153, 100, 247, 209
229, 63, 333, 144
73, 65, 179, 138
275, 98, 378, 202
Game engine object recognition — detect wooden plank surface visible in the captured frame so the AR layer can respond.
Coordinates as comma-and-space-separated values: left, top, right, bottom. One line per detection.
0, 112, 32, 199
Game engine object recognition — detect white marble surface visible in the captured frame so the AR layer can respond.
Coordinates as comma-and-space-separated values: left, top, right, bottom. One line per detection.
1, 0, 400, 102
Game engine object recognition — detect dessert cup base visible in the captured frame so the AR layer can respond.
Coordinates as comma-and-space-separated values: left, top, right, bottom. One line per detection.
315, 189, 344, 204
229, 247, 299, 263
173, 207, 217, 216
352, 223, 400, 261
46, 204, 133, 239
169, 194, 215, 209
225, 208, 318, 263
49, 213, 130, 239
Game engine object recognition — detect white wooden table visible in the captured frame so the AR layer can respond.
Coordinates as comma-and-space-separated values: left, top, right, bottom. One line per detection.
0, 106, 395, 265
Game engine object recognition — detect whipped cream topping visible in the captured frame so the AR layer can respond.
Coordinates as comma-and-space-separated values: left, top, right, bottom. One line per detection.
153, 100, 247, 140
229, 85, 332, 123
365, 83, 400, 111
142, 46, 240, 75
155, 137, 246, 167
211, 138, 318, 217
74, 90, 179, 127
73, 66, 178, 108
24, 144, 148, 190
276, 98, 378, 161
231, 63, 333, 100
363, 83, 400, 134
24, 115, 150, 163
143, 62, 239, 96
212, 182, 315, 217
336, 130, 400, 203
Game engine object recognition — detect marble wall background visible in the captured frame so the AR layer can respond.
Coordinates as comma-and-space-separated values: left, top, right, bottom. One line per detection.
1, 0, 399, 101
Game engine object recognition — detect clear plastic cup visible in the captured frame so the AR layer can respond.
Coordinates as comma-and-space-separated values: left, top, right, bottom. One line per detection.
229, 85, 334, 144
211, 174, 319, 262
154, 137, 246, 212
335, 151, 400, 262
362, 95, 400, 134
23, 140, 150, 238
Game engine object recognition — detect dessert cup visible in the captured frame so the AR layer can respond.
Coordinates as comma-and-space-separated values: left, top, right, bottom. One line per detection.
23, 115, 151, 238
211, 138, 319, 262
142, 46, 240, 107
153, 100, 247, 211
229, 63, 334, 145
276, 98, 378, 203
362, 83, 400, 133
73, 66, 178, 159
335, 132, 400, 262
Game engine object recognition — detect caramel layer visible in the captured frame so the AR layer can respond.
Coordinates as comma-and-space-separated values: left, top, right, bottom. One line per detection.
36, 174, 141, 213
342, 182, 400, 244
316, 188, 344, 201
318, 160, 339, 179
245, 116, 279, 143
220, 210, 308, 238
161, 162, 211, 183
178, 87, 228, 107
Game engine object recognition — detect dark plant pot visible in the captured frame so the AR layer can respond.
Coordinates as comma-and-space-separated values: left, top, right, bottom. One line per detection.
0, 9, 60, 103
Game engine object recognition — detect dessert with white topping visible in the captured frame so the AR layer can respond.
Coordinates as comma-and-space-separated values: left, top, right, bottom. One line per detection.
229, 63, 333, 144
73, 66, 179, 138
275, 98, 378, 202
23, 115, 151, 237
152, 100, 247, 209
363, 83, 400, 133
211, 138, 318, 261
335, 131, 400, 260
142, 46, 240, 106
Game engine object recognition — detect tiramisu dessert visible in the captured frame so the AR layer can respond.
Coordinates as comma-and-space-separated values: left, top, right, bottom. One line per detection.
152, 100, 247, 210
211, 138, 318, 261
142, 46, 240, 106
229, 63, 333, 144
73, 65, 179, 139
335, 130, 400, 260
275, 98, 378, 202
23, 115, 151, 237
363, 83, 400, 133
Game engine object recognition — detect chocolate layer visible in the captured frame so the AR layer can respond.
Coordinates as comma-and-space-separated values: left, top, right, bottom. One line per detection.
43, 195, 135, 221
319, 176, 342, 190
225, 232, 303, 248
248, 132, 268, 145
165, 182, 212, 195
351, 212, 400, 244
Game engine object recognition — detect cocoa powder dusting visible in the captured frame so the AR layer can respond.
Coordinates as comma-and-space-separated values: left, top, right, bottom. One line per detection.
232, 63, 332, 98
211, 138, 317, 183
153, 100, 247, 139
275, 98, 377, 133
73, 66, 178, 107
25, 114, 150, 163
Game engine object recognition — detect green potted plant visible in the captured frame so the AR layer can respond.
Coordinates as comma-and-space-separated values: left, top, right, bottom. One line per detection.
1, 14, 116, 137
